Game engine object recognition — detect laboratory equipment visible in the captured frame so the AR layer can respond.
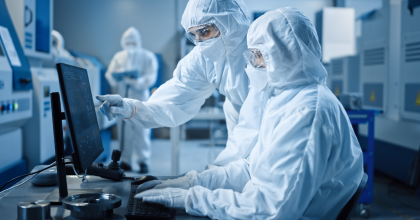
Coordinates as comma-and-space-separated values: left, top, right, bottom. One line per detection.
359, 2, 390, 111
30, 165, 57, 186
23, 67, 61, 170
125, 175, 173, 220
328, 55, 360, 96
17, 200, 51, 220
56, 63, 104, 175
86, 150, 124, 181
400, 0, 420, 122
315, 7, 356, 63
5, 0, 53, 61
0, 0, 33, 187
46, 63, 104, 201
62, 193, 121, 219
5, 0, 62, 171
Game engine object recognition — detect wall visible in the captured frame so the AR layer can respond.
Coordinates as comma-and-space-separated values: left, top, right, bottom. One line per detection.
54, 0, 182, 82
53, 0, 333, 82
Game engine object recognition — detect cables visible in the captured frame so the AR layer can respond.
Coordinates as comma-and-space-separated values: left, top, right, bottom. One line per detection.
0, 161, 73, 195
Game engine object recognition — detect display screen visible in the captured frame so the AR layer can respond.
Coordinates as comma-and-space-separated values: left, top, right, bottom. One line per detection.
35, 0, 51, 53
57, 64, 103, 172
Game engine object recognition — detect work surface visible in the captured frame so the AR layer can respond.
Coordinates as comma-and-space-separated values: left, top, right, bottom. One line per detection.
0, 175, 208, 220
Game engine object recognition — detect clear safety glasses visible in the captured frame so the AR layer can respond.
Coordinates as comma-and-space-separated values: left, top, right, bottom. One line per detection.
243, 48, 266, 68
187, 24, 220, 44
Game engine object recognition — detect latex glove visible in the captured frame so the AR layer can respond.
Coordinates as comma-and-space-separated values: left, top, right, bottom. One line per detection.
96, 95, 135, 121
135, 188, 188, 209
137, 177, 192, 192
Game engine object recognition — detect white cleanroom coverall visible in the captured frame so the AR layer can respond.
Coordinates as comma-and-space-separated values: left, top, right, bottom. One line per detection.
137, 7, 364, 220
124, 0, 251, 137
105, 27, 158, 166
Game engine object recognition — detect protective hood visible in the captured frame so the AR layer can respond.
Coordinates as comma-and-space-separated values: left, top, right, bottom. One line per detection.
181, 0, 251, 53
247, 8, 327, 91
121, 27, 142, 50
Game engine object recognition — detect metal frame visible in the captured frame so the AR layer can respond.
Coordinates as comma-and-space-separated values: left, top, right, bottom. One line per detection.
347, 109, 380, 204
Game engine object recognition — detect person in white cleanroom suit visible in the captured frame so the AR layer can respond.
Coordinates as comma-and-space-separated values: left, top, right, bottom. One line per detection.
97, 0, 253, 168
104, 27, 158, 173
135, 8, 364, 220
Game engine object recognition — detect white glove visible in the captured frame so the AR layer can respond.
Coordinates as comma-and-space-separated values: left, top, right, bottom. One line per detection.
96, 95, 135, 121
135, 188, 188, 209
137, 177, 192, 192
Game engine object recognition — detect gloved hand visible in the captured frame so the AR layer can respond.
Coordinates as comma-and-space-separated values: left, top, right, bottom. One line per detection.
96, 95, 135, 121
135, 188, 188, 209
137, 174, 194, 192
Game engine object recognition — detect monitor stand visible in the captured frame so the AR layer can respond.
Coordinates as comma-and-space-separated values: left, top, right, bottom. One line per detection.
47, 92, 102, 205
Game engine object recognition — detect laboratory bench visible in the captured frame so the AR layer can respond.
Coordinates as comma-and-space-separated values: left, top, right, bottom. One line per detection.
0, 174, 207, 220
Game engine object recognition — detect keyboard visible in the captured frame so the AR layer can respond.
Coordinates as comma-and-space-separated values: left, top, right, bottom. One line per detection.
125, 184, 174, 220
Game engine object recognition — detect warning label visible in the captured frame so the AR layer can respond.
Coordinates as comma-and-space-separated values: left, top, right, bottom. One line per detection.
370, 90, 375, 102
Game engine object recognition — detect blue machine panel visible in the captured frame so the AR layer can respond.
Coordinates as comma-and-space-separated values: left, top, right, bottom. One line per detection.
35, 0, 51, 53
0, 0, 33, 91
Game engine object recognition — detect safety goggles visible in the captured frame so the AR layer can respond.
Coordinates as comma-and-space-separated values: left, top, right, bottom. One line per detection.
187, 24, 220, 44
243, 48, 266, 68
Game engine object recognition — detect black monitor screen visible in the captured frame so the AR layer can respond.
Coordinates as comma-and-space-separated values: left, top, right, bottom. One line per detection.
56, 63, 103, 173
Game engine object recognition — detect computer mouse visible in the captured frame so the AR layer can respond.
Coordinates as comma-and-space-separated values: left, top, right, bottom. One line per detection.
31, 166, 58, 186
131, 175, 158, 185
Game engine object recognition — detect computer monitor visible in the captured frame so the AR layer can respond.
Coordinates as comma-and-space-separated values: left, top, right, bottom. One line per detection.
56, 63, 103, 173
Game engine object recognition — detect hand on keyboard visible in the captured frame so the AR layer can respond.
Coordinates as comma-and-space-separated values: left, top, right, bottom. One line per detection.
135, 188, 188, 209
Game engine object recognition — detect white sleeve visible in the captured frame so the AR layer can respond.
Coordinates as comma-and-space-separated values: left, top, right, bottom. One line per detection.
222, 98, 240, 136
185, 109, 335, 220
188, 159, 250, 192
125, 51, 215, 128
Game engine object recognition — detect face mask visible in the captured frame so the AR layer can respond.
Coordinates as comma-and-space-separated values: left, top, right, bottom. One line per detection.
198, 37, 226, 62
125, 45, 137, 55
245, 67, 268, 92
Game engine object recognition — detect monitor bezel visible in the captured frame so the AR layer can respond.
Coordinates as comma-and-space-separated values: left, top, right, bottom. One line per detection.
56, 63, 103, 173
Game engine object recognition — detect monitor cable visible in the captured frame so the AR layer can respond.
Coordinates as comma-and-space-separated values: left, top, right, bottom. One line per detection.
0, 161, 73, 195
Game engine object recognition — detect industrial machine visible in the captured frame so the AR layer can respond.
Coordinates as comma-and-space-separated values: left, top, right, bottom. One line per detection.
359, 1, 390, 111
328, 55, 360, 96
5, 0, 62, 170
400, 0, 420, 122
0, 0, 33, 186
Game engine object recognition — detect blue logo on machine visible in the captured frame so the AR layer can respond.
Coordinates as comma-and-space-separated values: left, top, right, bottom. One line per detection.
0, 80, 4, 90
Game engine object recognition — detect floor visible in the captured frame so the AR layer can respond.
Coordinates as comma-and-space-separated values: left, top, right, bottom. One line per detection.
109, 139, 420, 220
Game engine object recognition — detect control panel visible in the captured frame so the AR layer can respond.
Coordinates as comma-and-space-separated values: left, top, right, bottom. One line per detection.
0, 36, 32, 134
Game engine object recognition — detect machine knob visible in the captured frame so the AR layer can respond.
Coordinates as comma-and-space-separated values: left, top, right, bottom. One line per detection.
108, 150, 121, 170
111, 150, 121, 162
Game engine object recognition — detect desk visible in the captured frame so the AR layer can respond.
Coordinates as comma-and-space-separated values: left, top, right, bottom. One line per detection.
170, 108, 225, 175
0, 175, 207, 220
